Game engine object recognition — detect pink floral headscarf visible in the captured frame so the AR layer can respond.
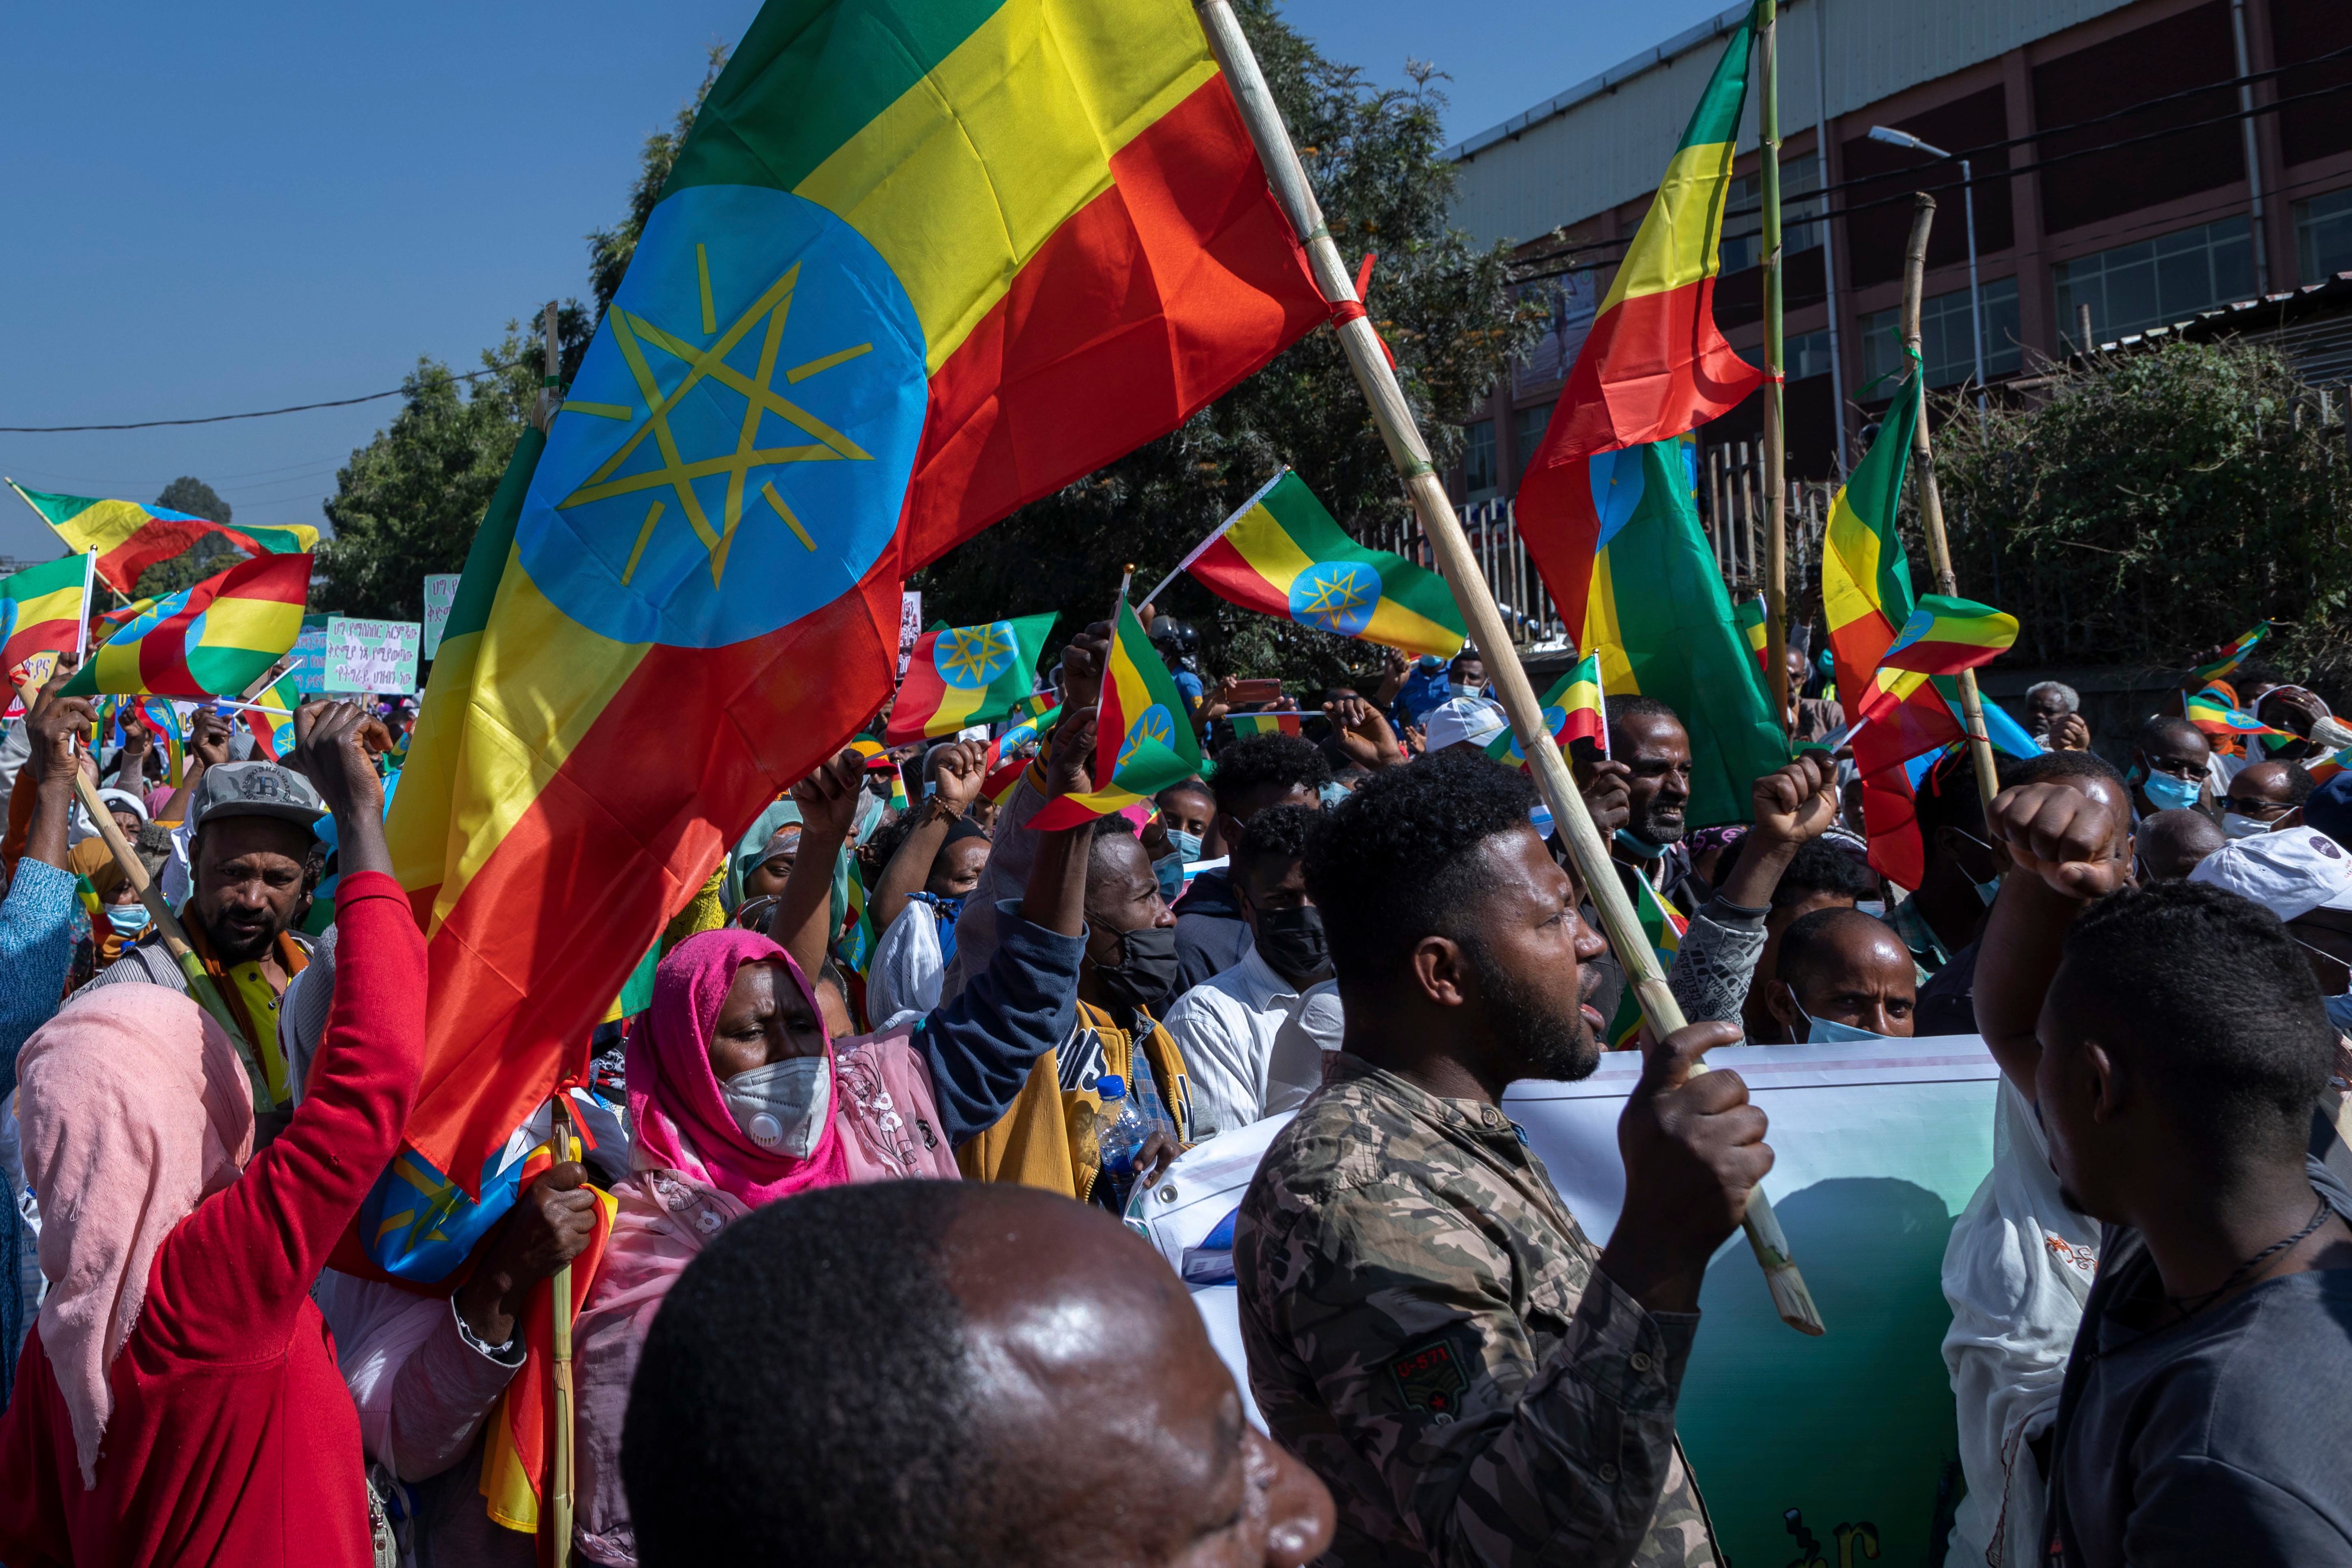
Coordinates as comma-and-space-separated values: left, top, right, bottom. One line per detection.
624, 928, 848, 1207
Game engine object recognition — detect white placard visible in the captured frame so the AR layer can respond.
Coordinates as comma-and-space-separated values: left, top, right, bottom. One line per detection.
421, 573, 461, 658
325, 617, 421, 695
898, 590, 922, 679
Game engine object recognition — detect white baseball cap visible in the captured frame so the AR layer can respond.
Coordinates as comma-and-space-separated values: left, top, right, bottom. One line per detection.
2187, 828, 2352, 922
1423, 695, 1508, 754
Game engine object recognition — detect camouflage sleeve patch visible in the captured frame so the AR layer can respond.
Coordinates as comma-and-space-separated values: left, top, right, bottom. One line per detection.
1388, 1333, 1475, 1423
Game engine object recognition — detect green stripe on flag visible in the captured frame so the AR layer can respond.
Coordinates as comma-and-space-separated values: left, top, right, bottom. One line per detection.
665, 0, 1009, 198
1672, 4, 1757, 153
1260, 471, 1466, 641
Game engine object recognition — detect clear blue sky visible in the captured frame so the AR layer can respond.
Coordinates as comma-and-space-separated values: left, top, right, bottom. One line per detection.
0, 0, 1727, 564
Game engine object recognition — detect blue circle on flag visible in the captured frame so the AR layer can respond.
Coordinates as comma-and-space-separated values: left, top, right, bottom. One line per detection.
1885, 606, 1936, 659
1120, 703, 1176, 770
1288, 560, 1381, 637
933, 621, 1017, 690
515, 183, 929, 649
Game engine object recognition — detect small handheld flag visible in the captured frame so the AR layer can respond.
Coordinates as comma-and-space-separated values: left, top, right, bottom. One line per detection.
1032, 601, 1203, 830
1231, 710, 1302, 737
0, 553, 94, 674
1735, 596, 1769, 680
1487, 650, 1606, 768
2190, 622, 2268, 685
239, 672, 304, 760
1150, 469, 1466, 660
886, 613, 1058, 744
135, 697, 185, 788
2186, 684, 2288, 746
7, 479, 318, 597
59, 553, 310, 699
1845, 595, 2018, 733
1603, 873, 1688, 1049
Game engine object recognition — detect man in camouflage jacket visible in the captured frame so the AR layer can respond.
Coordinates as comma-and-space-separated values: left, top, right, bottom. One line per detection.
1235, 748, 1772, 1567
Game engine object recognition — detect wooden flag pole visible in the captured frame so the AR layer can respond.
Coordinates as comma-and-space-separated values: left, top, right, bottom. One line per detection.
548, 1093, 578, 1568
1900, 195, 2002, 818
1194, 0, 1823, 1334
1758, 0, 1791, 722
15, 679, 276, 1112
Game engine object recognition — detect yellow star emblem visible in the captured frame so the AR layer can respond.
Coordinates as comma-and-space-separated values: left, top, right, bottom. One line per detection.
557, 245, 876, 590
374, 1154, 468, 1250
938, 623, 1012, 688
1298, 569, 1368, 620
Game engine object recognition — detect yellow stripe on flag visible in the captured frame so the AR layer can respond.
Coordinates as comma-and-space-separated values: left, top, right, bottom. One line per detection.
1599, 138, 1739, 312
197, 597, 302, 651
12, 584, 83, 631
93, 640, 143, 693
794, 0, 1217, 375
1820, 491, 1887, 636
1230, 503, 1465, 658
43, 499, 157, 555
1585, 550, 1636, 695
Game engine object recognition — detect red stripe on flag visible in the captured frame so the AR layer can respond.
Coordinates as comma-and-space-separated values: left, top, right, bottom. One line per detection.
94, 518, 214, 598
1540, 277, 1763, 462
404, 570, 899, 1188
1190, 534, 1294, 620
902, 78, 1324, 569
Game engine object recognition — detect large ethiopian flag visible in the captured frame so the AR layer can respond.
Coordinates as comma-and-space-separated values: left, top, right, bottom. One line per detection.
381, 0, 1323, 1194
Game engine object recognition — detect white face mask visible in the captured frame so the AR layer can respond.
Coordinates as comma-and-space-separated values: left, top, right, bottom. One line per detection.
720, 1055, 831, 1157
2221, 811, 2280, 841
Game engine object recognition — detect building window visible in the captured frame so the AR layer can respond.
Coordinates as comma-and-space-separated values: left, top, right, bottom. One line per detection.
2054, 218, 2254, 341
2296, 188, 2352, 283
1718, 158, 1823, 275
1786, 328, 1834, 382
1512, 404, 1553, 486
1857, 277, 2023, 391
1463, 419, 1498, 500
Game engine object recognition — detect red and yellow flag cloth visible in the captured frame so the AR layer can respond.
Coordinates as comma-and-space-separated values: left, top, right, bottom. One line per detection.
1232, 710, 1301, 736
0, 553, 94, 675
1486, 649, 1604, 768
1735, 595, 1769, 679
2190, 622, 2268, 685
1522, 4, 1761, 467
1843, 595, 2017, 732
885, 612, 1057, 743
2186, 681, 2290, 756
1033, 602, 1202, 829
1174, 469, 1466, 659
384, 0, 1320, 1192
57, 553, 310, 700
1603, 873, 1687, 1049
236, 672, 303, 761
6, 480, 317, 598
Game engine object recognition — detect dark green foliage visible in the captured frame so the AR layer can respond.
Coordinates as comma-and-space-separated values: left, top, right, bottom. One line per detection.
909, 16, 1537, 690
155, 476, 230, 526
1931, 339, 2352, 686
314, 306, 592, 618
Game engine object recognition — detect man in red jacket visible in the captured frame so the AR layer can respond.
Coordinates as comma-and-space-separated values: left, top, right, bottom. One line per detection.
0, 700, 421, 1568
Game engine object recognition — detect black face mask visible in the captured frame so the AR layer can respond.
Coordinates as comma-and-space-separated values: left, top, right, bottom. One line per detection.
1093, 923, 1180, 1012
1255, 905, 1330, 987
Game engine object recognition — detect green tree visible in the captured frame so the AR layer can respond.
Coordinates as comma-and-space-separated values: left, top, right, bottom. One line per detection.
128, 477, 237, 598
1931, 338, 2352, 684
315, 305, 591, 619
910, 19, 1537, 689
587, 45, 728, 318
156, 475, 230, 525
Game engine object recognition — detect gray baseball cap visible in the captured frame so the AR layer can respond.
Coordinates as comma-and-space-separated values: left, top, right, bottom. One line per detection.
185, 761, 327, 835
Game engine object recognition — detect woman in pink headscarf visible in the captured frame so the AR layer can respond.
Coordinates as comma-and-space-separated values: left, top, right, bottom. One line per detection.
0, 703, 415, 1568
572, 742, 1097, 1566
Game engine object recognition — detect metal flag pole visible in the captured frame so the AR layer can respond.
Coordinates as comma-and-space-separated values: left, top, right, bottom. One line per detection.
1193, 0, 1823, 1334
1900, 195, 2001, 818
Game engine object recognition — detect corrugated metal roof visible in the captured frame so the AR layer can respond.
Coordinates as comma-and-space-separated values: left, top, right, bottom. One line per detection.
1446, 0, 2141, 248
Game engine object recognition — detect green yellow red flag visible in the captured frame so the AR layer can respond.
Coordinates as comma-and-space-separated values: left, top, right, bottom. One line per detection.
1033, 601, 1201, 828
6, 479, 317, 597
377, 0, 1324, 1199
885, 613, 1057, 742
1174, 469, 1465, 659
1846, 596, 2018, 730
1231, 710, 1302, 737
0, 553, 94, 673
59, 554, 310, 699
1486, 649, 1605, 768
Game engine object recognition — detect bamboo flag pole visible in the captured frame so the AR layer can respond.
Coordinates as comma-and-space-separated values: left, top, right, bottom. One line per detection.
1758, 0, 1791, 721
548, 1093, 578, 1568
1899, 196, 2002, 818
1194, 0, 1822, 1334
14, 678, 276, 1112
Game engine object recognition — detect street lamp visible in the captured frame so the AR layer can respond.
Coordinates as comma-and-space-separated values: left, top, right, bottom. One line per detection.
1868, 125, 1985, 394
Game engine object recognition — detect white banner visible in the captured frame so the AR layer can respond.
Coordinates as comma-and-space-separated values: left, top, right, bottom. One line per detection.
421, 573, 461, 658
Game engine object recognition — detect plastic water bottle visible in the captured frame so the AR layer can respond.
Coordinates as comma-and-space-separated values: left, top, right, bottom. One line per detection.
1093, 1074, 1149, 1210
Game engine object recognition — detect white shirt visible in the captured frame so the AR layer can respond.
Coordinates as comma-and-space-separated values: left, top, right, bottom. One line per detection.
1161, 945, 1339, 1138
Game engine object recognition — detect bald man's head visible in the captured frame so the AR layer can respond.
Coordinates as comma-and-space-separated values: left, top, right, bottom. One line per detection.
622, 1182, 1333, 1568
2137, 808, 2225, 883
1768, 906, 1918, 1039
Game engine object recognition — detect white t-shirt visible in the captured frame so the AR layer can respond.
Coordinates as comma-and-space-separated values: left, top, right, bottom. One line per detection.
1160, 946, 1338, 1138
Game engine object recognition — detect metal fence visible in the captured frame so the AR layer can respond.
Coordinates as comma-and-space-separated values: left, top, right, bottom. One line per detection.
1364, 454, 1837, 649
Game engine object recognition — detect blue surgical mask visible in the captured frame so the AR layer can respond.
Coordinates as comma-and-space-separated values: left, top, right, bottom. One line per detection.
1614, 828, 1668, 861
1952, 828, 2003, 907
2221, 811, 2276, 841
1153, 854, 1186, 902
1165, 828, 1202, 863
1787, 986, 1897, 1044
105, 904, 152, 937
1417, 654, 1444, 673
2134, 768, 2202, 812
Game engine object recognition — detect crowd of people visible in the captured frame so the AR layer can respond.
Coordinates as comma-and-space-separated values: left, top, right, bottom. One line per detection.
0, 611, 2347, 1567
